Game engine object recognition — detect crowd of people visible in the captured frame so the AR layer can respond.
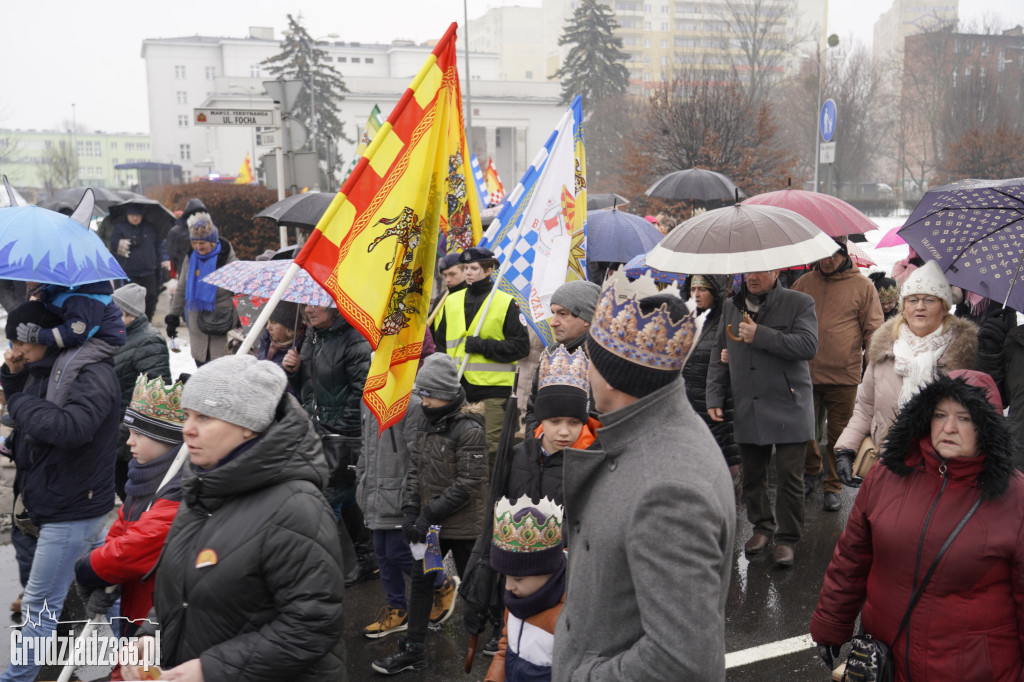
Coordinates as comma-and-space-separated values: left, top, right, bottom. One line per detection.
3, 196, 1024, 682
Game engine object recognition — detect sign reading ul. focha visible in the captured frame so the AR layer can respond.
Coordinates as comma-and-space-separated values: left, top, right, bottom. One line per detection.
194, 108, 278, 127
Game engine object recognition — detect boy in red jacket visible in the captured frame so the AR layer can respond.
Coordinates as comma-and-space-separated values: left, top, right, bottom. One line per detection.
74, 375, 186, 634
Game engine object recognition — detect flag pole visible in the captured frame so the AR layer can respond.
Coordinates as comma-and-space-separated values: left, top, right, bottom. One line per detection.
236, 262, 303, 356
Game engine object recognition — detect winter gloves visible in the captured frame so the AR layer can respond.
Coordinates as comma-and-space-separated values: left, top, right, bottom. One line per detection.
815, 643, 842, 669
977, 307, 1016, 356
15, 323, 40, 344
464, 336, 485, 354
75, 583, 122, 619
164, 314, 180, 338
402, 506, 431, 545
835, 449, 861, 488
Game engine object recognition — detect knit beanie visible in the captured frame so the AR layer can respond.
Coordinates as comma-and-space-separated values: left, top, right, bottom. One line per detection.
490, 496, 565, 577
269, 300, 301, 327
900, 260, 951, 306
413, 353, 462, 401
187, 211, 219, 243
587, 293, 696, 399
113, 283, 147, 318
6, 301, 61, 340
123, 375, 186, 444
550, 280, 601, 323
181, 355, 286, 432
534, 346, 589, 423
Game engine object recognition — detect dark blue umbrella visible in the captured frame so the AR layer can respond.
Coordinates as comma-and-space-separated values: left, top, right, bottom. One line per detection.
897, 177, 1024, 309
623, 252, 687, 285
0, 206, 127, 286
586, 208, 664, 264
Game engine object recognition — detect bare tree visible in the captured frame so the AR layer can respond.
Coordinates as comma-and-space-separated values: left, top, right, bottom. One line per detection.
822, 44, 892, 195
715, 0, 808, 105
623, 62, 798, 205
38, 140, 79, 193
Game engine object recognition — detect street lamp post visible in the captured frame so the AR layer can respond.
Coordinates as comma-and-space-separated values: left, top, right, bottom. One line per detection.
811, 34, 839, 193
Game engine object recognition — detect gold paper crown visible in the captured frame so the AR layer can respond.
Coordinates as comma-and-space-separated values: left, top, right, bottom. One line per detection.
590, 270, 703, 372
538, 346, 589, 392
187, 211, 217, 241
492, 495, 563, 554
128, 375, 185, 427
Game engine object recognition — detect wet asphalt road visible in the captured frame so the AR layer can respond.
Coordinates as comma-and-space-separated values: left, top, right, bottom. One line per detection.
0, 471, 853, 681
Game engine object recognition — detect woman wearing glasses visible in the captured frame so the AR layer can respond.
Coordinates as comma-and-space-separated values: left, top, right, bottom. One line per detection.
834, 261, 978, 487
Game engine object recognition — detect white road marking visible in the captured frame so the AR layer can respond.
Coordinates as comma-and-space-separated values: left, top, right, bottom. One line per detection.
725, 634, 816, 669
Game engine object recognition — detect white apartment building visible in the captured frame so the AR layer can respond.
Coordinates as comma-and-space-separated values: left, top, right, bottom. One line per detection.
141, 27, 562, 187
540, 0, 828, 88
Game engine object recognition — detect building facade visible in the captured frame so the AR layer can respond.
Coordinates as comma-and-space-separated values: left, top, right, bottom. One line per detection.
141, 28, 563, 190
0, 128, 151, 197
540, 0, 827, 90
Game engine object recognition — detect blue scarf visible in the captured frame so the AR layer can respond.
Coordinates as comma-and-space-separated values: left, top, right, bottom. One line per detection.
184, 242, 222, 315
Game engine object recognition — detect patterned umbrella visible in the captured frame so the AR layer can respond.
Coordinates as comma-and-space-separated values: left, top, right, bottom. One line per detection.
646, 204, 839, 274
897, 177, 1024, 308
0, 205, 127, 286
743, 188, 877, 237
202, 259, 334, 306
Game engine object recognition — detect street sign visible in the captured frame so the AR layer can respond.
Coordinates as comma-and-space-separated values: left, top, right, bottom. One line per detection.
194, 108, 277, 126
257, 130, 278, 147
819, 142, 836, 164
819, 99, 837, 142
262, 80, 305, 112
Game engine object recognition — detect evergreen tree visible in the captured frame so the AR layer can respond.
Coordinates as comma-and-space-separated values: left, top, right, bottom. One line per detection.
555, 0, 630, 109
262, 14, 352, 189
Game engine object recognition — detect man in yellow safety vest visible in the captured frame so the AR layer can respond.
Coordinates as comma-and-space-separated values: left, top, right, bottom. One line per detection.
431, 247, 530, 459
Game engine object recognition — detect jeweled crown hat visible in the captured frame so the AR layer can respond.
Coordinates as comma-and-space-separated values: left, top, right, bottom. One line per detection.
900, 260, 952, 307
123, 375, 186, 445
187, 211, 218, 243
490, 495, 565, 577
535, 346, 590, 423
586, 271, 703, 398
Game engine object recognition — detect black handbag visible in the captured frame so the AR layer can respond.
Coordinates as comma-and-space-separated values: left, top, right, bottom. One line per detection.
196, 307, 236, 335
841, 496, 982, 682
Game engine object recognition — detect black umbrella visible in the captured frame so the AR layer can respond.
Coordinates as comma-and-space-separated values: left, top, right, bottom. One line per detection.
645, 168, 744, 203
107, 197, 176, 240
587, 193, 630, 210
254, 192, 335, 228
41, 186, 124, 213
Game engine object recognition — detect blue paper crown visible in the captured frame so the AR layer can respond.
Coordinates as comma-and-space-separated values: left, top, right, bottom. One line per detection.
590, 271, 700, 372
538, 345, 589, 392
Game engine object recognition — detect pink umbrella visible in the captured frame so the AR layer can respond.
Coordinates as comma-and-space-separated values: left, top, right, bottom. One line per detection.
876, 224, 906, 248
743, 188, 877, 237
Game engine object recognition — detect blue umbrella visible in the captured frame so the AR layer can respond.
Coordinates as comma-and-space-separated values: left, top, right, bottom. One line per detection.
586, 208, 664, 264
897, 177, 1024, 309
623, 252, 687, 285
0, 206, 127, 286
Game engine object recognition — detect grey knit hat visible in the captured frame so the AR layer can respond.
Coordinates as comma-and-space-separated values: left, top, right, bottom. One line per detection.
550, 280, 601, 323
413, 353, 461, 401
113, 283, 147, 318
181, 355, 287, 432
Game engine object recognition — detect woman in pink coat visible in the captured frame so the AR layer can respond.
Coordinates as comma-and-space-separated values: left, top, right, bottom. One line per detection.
834, 261, 977, 484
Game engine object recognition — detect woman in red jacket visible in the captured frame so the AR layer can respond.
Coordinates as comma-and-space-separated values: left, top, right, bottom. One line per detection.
811, 369, 1024, 681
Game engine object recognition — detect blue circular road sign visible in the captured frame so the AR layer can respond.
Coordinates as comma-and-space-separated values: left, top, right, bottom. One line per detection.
820, 99, 837, 142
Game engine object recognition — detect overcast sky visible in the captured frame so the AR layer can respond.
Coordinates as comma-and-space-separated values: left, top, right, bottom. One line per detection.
1, 0, 1019, 134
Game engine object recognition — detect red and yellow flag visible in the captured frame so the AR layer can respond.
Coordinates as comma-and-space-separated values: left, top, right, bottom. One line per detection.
234, 153, 254, 184
295, 23, 477, 431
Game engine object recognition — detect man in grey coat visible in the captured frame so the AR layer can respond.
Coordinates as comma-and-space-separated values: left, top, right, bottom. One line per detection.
707, 269, 818, 568
553, 280, 735, 682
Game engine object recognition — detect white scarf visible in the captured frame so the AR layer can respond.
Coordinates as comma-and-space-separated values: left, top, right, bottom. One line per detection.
893, 320, 953, 407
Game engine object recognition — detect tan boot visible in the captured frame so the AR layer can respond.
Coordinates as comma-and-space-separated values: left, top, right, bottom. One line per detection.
429, 575, 460, 626
363, 606, 408, 639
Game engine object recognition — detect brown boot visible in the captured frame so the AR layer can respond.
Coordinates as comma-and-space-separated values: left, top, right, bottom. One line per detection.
772, 543, 795, 568
744, 533, 770, 556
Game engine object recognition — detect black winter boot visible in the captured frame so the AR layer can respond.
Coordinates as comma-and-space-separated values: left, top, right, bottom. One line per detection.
371, 637, 427, 675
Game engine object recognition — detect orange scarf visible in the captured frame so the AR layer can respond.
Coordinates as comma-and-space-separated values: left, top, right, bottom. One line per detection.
532, 416, 601, 451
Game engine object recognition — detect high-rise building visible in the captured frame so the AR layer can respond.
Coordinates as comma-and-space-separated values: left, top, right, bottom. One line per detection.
541, 0, 827, 90
872, 0, 959, 66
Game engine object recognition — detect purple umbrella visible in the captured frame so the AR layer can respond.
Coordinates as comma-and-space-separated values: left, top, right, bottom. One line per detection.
897, 177, 1024, 309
